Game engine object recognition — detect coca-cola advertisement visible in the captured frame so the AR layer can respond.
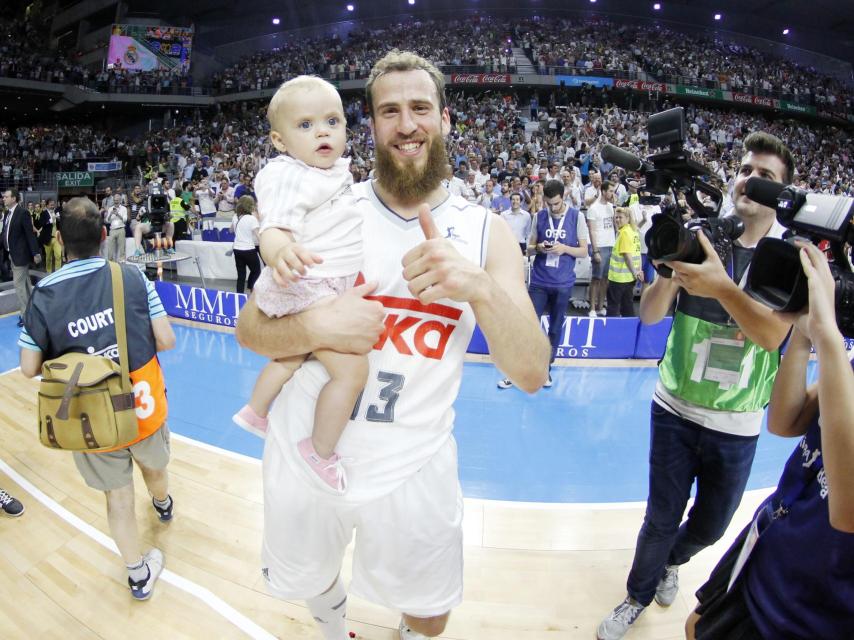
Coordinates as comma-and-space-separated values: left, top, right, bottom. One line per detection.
450, 73, 511, 85
614, 79, 666, 93
732, 93, 775, 108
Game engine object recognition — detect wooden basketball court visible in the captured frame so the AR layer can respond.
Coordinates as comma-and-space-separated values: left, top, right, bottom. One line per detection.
0, 325, 771, 640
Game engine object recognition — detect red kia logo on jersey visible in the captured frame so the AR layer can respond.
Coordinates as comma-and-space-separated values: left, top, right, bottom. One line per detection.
353, 272, 462, 359
367, 295, 462, 360
375, 314, 457, 359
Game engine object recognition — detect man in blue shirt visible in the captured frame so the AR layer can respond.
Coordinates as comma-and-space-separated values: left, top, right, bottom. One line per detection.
18, 197, 177, 602
498, 180, 588, 388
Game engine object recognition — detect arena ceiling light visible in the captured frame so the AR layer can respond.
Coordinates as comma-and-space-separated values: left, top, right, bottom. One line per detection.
783, 28, 790, 35
346, 4, 354, 10
653, 3, 661, 9
714, 13, 722, 20
272, 17, 280, 25
408, 0, 415, 4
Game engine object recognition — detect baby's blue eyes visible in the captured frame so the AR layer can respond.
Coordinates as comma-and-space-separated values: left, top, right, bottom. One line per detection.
298, 117, 339, 129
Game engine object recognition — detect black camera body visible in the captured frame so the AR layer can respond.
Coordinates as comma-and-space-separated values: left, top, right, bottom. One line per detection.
601, 107, 741, 278
146, 182, 170, 231
646, 214, 744, 276
743, 177, 854, 336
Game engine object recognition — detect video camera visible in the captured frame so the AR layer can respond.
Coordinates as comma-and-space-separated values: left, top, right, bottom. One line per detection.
146, 182, 170, 231
743, 177, 854, 336
601, 107, 742, 278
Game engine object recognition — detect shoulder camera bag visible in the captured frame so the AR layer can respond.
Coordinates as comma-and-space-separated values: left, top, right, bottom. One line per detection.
37, 262, 139, 451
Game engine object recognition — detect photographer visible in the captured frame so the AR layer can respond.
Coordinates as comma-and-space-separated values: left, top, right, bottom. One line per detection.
597, 132, 794, 640
104, 200, 128, 262
687, 242, 854, 639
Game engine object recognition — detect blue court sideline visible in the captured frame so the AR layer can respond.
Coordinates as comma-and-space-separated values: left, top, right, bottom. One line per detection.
1, 315, 803, 503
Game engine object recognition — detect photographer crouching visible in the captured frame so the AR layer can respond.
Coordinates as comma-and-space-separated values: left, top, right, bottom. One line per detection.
687, 240, 854, 639
598, 131, 794, 639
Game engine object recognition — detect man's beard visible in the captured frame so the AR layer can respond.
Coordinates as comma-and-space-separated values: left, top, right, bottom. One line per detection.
375, 134, 448, 203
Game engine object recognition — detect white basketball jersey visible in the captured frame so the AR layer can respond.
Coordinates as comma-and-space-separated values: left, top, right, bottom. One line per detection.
268, 181, 492, 504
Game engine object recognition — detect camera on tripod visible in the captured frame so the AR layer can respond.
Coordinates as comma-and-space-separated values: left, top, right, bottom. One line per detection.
146, 182, 170, 232
601, 107, 742, 278
743, 177, 854, 336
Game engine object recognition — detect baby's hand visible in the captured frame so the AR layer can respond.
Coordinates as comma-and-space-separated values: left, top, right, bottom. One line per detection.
271, 243, 323, 286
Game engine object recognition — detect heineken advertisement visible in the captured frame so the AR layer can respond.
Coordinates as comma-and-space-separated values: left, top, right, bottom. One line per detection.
674, 85, 725, 100
779, 100, 817, 116
57, 171, 94, 187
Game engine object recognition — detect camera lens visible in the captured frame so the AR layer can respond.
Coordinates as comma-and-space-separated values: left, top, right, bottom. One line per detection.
646, 213, 701, 263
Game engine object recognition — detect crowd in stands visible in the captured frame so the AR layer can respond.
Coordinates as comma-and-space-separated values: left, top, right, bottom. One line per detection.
209, 15, 852, 114
519, 16, 851, 113
3, 86, 850, 204
0, 7, 191, 93
3, 6, 850, 113
211, 18, 516, 94
90, 67, 195, 94
0, 6, 87, 85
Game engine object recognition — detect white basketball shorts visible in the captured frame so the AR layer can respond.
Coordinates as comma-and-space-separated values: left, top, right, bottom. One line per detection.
261, 433, 464, 617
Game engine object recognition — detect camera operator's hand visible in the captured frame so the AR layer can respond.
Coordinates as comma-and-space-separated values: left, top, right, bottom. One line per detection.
666, 232, 734, 300
271, 242, 323, 287
776, 242, 840, 344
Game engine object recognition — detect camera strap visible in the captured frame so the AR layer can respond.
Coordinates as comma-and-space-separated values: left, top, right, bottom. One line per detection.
545, 211, 568, 268
728, 443, 822, 592
546, 210, 568, 238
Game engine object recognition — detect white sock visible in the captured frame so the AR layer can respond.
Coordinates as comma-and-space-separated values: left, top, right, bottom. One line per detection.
126, 557, 149, 583
305, 577, 348, 640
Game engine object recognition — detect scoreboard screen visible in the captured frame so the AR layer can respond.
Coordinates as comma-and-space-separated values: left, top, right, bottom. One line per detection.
107, 24, 193, 72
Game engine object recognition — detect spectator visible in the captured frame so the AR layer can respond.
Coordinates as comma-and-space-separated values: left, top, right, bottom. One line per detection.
499, 180, 588, 388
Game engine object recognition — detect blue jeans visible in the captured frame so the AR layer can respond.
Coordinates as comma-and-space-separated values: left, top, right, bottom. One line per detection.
627, 401, 758, 606
528, 284, 572, 364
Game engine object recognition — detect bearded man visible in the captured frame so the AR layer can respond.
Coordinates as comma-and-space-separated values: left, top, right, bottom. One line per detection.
236, 50, 549, 640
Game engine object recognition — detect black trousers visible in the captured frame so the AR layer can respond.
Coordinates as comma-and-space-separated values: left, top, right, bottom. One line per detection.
606, 280, 636, 317
233, 248, 261, 293
0, 249, 11, 282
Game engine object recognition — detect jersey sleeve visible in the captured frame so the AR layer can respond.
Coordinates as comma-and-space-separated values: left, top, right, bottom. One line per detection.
146, 279, 166, 319
128, 263, 167, 319
18, 298, 48, 352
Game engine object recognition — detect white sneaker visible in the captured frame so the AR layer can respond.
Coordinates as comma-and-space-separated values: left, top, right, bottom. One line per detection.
497, 378, 513, 389
543, 373, 553, 387
654, 564, 679, 606
597, 596, 645, 640
588, 309, 598, 318
129, 548, 164, 601
399, 619, 429, 639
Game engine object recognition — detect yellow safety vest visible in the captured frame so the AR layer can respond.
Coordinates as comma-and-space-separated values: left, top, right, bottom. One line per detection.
169, 196, 186, 222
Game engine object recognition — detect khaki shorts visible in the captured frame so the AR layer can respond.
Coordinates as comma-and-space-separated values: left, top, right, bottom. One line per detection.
73, 424, 171, 492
